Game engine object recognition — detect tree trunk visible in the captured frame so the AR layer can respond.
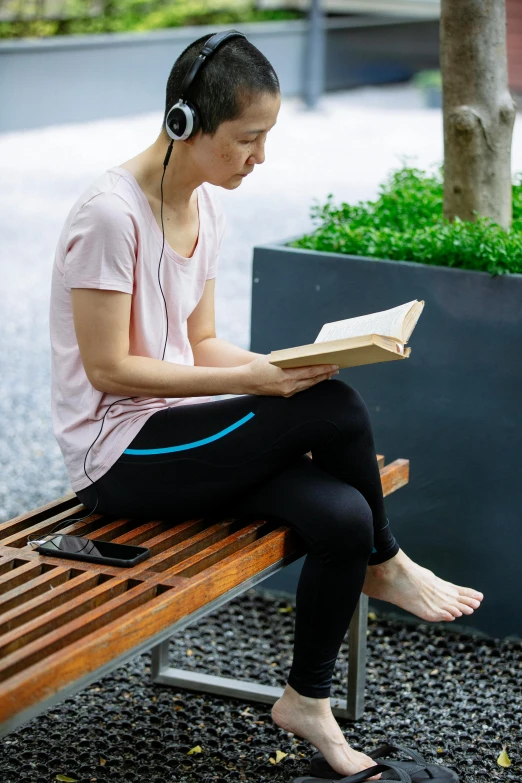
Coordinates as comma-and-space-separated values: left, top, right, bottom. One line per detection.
440, 0, 517, 230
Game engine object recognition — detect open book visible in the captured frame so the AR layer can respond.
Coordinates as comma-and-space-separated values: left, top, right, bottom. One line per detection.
268, 300, 425, 370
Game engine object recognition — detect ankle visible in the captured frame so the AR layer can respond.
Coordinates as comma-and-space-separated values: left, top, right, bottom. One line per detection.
282, 683, 331, 711
368, 548, 408, 575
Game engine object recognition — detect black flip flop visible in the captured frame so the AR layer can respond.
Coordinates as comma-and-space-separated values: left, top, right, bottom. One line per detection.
293, 759, 413, 783
309, 741, 459, 783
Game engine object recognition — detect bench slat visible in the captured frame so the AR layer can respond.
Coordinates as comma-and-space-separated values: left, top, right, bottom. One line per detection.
0, 570, 106, 636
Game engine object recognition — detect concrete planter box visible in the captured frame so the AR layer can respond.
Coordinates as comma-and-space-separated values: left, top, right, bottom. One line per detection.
249, 241, 522, 640
0, 17, 439, 132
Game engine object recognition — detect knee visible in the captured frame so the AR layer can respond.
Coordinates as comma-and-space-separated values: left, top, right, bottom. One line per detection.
321, 379, 372, 432
318, 486, 374, 561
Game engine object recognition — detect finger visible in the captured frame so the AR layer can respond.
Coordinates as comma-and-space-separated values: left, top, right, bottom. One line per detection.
308, 366, 330, 377
296, 364, 336, 379
307, 372, 333, 388
317, 364, 339, 373
294, 370, 335, 394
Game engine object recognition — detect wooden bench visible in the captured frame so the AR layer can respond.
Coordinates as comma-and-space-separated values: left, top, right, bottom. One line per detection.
0, 453, 409, 738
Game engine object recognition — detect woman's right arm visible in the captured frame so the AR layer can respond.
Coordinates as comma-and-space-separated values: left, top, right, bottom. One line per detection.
71, 288, 249, 398
70, 288, 339, 399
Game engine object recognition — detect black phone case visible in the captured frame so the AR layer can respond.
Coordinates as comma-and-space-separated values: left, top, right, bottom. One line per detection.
36, 543, 150, 567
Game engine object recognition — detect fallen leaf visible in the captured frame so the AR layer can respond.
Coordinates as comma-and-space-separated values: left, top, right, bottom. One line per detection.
430, 669, 439, 675
278, 605, 293, 613
275, 750, 288, 763
99, 758, 106, 766
368, 612, 377, 621
187, 745, 202, 755
187, 649, 193, 656
55, 777, 78, 782
497, 746, 511, 768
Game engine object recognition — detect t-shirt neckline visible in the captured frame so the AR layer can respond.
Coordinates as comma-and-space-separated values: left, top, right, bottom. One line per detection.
109, 165, 201, 265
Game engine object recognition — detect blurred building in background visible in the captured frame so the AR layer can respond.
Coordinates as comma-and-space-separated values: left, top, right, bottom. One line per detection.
257, 0, 522, 95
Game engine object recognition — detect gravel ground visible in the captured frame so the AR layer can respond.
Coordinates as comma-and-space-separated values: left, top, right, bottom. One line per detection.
0, 589, 520, 783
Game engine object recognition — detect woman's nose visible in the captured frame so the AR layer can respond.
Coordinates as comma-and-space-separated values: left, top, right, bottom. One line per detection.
248, 142, 265, 165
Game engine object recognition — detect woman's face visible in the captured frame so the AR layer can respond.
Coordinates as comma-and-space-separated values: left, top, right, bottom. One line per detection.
191, 90, 281, 188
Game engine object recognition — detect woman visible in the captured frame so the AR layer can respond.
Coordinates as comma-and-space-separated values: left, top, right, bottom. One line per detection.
49, 31, 483, 782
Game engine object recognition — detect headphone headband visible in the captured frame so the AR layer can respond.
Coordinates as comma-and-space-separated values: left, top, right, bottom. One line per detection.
165, 29, 247, 142
178, 29, 247, 101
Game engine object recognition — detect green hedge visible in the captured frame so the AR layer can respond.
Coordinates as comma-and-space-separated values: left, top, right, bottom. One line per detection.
289, 163, 522, 276
0, 0, 304, 38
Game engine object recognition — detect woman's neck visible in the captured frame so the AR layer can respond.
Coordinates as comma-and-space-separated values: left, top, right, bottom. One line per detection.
118, 135, 201, 214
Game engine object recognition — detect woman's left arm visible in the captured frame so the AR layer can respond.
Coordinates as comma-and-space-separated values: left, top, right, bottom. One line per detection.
192, 337, 264, 367
188, 278, 264, 367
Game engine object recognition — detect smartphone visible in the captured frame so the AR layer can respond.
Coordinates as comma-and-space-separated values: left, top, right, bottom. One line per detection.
36, 534, 150, 567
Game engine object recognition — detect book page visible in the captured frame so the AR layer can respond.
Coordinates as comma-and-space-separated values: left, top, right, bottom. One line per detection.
314, 300, 418, 343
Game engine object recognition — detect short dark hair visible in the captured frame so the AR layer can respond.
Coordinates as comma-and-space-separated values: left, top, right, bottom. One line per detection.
162, 32, 280, 138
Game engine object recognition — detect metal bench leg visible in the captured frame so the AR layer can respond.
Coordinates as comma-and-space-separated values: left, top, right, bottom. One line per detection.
347, 593, 368, 720
150, 592, 368, 720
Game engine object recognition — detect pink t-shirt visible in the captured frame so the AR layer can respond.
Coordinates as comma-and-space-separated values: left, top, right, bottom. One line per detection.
49, 165, 227, 493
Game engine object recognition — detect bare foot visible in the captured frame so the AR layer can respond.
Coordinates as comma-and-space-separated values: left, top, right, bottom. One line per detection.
363, 548, 484, 622
271, 683, 382, 780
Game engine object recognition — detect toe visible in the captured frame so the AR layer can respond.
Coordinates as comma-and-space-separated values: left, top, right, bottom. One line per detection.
459, 586, 484, 600
444, 604, 463, 618
440, 609, 456, 621
458, 595, 481, 609
456, 602, 474, 615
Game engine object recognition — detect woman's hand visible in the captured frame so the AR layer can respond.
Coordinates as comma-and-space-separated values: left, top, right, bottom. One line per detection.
241, 354, 339, 397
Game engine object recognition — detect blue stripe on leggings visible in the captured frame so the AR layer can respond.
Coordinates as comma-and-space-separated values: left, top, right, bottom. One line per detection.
372, 547, 377, 553
122, 411, 256, 455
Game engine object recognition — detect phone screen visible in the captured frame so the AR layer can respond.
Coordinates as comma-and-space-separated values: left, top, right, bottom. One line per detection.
38, 534, 148, 563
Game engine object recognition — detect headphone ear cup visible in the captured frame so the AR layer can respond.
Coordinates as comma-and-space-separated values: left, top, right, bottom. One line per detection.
166, 100, 200, 141
189, 102, 201, 137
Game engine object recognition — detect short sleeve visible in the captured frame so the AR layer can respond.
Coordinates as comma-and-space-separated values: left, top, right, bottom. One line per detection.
63, 191, 137, 294
206, 187, 227, 280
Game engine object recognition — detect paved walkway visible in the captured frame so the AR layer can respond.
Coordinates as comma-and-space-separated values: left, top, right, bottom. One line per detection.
1, 83, 522, 520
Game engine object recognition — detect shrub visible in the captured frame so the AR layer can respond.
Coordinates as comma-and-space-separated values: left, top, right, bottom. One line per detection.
0, 0, 304, 38
289, 163, 522, 276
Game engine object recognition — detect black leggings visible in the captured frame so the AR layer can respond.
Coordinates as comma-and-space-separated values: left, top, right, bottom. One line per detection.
76, 379, 400, 698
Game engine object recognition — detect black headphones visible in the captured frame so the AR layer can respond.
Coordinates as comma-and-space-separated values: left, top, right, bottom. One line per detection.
165, 29, 247, 142
28, 29, 247, 550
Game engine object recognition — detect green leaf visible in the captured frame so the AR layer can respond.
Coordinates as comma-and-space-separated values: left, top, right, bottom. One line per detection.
497, 746, 511, 768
